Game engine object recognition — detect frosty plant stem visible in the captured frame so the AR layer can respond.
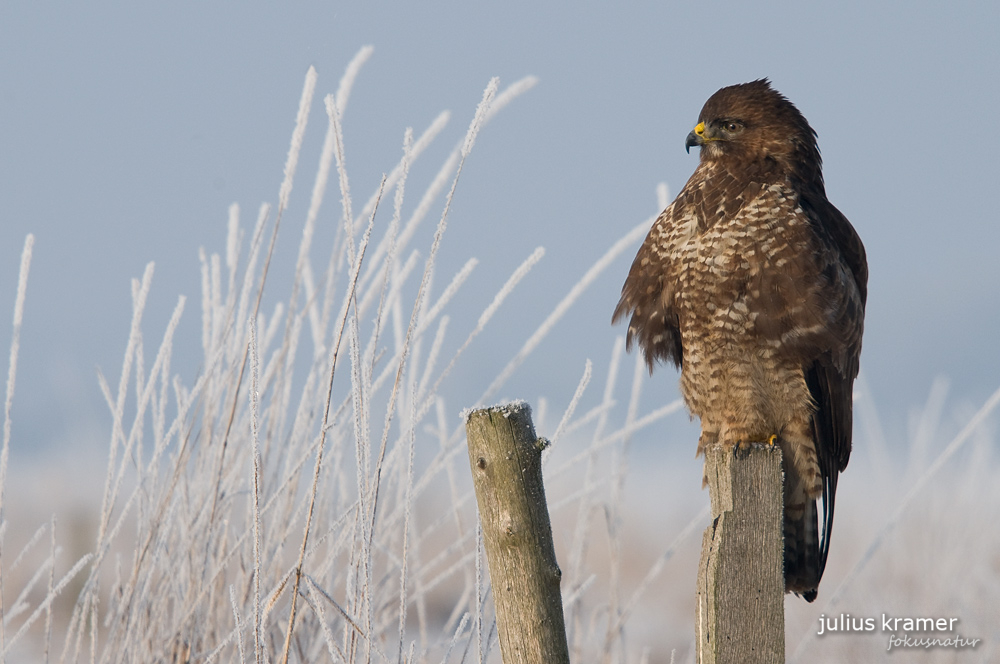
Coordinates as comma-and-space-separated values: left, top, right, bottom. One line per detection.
0, 234, 34, 656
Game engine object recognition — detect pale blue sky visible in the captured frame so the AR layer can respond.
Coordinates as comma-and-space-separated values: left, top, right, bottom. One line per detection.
2, 2, 999, 454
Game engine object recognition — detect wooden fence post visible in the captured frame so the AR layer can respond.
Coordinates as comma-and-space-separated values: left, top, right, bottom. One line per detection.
696, 443, 785, 664
464, 402, 570, 664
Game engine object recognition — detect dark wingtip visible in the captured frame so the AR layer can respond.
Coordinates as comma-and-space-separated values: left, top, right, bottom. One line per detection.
611, 292, 633, 326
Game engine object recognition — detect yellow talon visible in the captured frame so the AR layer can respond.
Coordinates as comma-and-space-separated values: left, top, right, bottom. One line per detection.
767, 434, 778, 446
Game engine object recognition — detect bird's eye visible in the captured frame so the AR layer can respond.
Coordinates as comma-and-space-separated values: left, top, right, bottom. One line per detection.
724, 121, 743, 133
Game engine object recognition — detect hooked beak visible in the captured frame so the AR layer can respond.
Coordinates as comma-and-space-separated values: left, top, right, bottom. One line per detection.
685, 121, 707, 153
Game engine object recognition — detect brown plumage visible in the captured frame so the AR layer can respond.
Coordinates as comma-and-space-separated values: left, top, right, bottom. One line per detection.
613, 79, 867, 601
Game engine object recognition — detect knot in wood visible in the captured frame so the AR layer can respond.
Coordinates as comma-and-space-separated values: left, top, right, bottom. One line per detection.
500, 512, 517, 538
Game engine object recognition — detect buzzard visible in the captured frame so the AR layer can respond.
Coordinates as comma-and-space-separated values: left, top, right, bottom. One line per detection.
613, 80, 867, 601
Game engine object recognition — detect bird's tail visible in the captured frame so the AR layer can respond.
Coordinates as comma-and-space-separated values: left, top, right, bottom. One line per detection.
783, 496, 822, 602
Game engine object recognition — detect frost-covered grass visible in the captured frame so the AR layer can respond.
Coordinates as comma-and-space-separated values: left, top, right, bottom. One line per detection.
1, 50, 998, 664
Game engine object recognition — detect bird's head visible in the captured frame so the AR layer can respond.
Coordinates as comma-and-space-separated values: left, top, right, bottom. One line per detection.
685, 79, 822, 184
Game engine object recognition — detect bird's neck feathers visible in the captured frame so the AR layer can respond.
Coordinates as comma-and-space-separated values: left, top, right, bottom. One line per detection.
699, 138, 827, 199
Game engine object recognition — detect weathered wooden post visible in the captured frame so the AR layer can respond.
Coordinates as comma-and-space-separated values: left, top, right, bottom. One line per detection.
464, 402, 570, 664
696, 443, 785, 664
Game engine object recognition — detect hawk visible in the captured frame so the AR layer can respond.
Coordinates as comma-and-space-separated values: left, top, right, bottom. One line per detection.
613, 80, 867, 601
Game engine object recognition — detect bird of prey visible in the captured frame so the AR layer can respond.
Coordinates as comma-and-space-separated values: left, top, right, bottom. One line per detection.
613, 79, 867, 601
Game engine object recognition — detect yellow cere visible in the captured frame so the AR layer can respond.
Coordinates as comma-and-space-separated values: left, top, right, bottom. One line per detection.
695, 122, 706, 136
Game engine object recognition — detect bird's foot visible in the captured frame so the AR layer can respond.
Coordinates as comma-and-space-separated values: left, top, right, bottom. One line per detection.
731, 434, 778, 458
732, 440, 751, 459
